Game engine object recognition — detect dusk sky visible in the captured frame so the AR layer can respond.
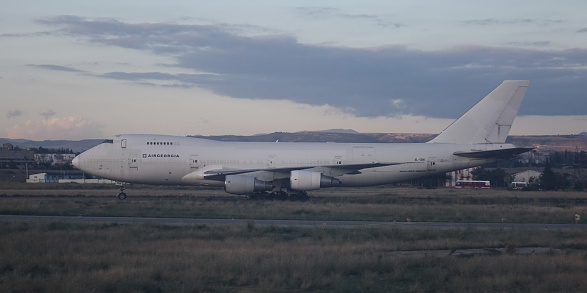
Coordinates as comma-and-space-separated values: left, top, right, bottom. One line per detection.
2, 1, 586, 140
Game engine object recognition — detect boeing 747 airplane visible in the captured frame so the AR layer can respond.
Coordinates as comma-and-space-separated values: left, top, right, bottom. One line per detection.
73, 80, 532, 199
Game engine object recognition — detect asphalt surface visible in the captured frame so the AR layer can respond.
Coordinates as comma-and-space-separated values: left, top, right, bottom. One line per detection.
1, 214, 585, 230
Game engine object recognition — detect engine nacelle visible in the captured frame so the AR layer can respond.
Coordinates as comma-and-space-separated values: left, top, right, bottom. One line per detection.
224, 175, 273, 195
290, 170, 341, 191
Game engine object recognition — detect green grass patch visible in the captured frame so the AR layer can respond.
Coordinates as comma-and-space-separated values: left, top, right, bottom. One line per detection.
0, 194, 585, 223
1, 221, 586, 292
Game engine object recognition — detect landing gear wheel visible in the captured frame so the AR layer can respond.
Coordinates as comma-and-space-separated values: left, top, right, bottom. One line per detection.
116, 183, 127, 200
294, 191, 309, 202
118, 192, 127, 200
246, 191, 310, 201
274, 191, 288, 201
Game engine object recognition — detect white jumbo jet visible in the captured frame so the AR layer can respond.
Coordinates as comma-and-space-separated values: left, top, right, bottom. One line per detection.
73, 80, 532, 200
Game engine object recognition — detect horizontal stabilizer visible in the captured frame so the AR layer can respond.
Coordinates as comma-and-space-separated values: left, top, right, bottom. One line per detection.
454, 147, 533, 159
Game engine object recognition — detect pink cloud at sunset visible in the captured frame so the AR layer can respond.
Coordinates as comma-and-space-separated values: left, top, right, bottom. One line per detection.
6, 117, 103, 140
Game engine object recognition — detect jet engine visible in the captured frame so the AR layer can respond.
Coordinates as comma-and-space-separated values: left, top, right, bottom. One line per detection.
224, 175, 273, 195
290, 170, 341, 191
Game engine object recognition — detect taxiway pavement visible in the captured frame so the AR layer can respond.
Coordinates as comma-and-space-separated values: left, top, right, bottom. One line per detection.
1, 215, 585, 230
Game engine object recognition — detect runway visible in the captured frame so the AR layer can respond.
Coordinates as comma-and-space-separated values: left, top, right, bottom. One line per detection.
1, 215, 585, 230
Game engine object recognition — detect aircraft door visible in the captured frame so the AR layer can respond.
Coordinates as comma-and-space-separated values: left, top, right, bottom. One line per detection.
190, 155, 199, 169
427, 157, 437, 171
128, 154, 138, 168
121, 139, 127, 148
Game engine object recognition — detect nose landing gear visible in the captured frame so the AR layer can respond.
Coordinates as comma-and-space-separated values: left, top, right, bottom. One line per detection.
116, 182, 127, 200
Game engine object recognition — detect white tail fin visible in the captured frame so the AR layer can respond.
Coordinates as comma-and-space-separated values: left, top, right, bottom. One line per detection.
428, 80, 529, 144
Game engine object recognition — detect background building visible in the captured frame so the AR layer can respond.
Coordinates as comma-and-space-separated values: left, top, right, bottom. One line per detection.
512, 170, 542, 183
446, 167, 479, 187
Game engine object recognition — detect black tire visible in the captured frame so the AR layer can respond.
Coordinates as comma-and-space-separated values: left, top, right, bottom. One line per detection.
118, 192, 127, 200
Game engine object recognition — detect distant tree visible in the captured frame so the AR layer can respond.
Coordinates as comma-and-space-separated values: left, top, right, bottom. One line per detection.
472, 168, 507, 187
547, 150, 587, 167
574, 181, 585, 191
34, 162, 52, 170
487, 154, 529, 168
539, 161, 558, 190
421, 173, 450, 189
56, 148, 74, 154
31, 146, 75, 154
524, 176, 540, 191
53, 163, 74, 170
407, 173, 449, 189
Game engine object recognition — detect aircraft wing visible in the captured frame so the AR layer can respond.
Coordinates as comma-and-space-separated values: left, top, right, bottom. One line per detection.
454, 147, 533, 159
184, 162, 407, 182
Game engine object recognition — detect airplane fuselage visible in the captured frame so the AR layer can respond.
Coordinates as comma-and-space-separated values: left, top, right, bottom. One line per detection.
74, 134, 508, 189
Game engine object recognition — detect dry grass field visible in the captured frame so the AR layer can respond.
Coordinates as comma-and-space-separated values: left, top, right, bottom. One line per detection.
1, 183, 586, 224
1, 183, 587, 292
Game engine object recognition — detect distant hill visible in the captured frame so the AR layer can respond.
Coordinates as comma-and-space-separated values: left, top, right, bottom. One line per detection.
506, 135, 587, 152
253, 129, 358, 136
0, 138, 102, 153
307, 129, 358, 134
192, 132, 435, 143
2, 133, 586, 153
194, 133, 587, 151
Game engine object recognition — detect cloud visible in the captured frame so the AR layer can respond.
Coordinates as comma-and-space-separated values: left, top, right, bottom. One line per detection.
507, 41, 551, 47
578, 28, 587, 33
5, 117, 103, 140
0, 31, 53, 38
462, 18, 562, 26
39, 109, 56, 119
7, 109, 23, 118
37, 16, 587, 119
295, 7, 405, 28
29, 64, 87, 73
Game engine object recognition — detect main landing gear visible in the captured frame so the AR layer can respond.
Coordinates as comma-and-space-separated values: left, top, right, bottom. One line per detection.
116, 182, 127, 200
247, 190, 309, 201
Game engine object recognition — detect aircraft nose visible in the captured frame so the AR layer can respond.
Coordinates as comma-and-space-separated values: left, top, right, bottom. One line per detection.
72, 155, 80, 169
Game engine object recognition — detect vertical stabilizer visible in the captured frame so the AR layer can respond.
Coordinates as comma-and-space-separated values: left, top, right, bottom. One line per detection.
428, 80, 529, 144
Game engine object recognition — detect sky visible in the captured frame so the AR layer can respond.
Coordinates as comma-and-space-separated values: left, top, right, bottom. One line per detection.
1, 0, 586, 140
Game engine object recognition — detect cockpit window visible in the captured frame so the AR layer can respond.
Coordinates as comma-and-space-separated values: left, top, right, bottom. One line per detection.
102, 139, 114, 144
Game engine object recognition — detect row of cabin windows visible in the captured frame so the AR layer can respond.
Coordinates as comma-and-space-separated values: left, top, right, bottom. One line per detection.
147, 142, 173, 146
201, 160, 240, 165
